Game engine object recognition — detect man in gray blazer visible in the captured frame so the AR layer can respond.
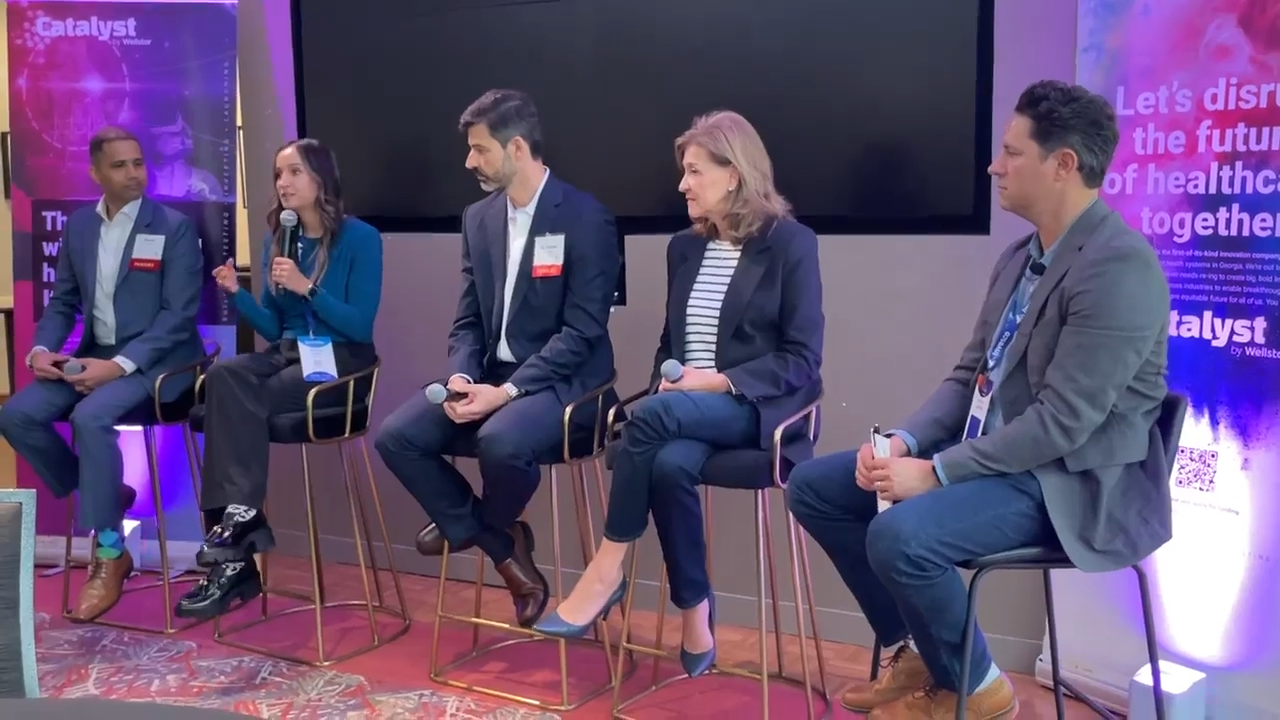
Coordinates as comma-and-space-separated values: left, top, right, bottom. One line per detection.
0, 127, 204, 623
787, 81, 1171, 720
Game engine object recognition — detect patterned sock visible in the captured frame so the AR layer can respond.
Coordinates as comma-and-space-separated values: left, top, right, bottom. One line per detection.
224, 504, 257, 522
95, 529, 124, 559
222, 561, 245, 574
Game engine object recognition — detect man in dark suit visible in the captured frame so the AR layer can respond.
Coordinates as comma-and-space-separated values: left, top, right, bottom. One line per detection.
375, 89, 619, 628
787, 81, 1171, 719
0, 126, 204, 622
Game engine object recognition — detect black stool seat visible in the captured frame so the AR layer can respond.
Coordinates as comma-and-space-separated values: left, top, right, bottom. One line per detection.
702, 448, 799, 490
56, 388, 197, 427
187, 403, 371, 444
958, 546, 1072, 571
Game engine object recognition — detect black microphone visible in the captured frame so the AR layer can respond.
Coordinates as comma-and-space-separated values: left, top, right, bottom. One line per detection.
277, 210, 300, 295
425, 383, 466, 404
660, 359, 684, 383
1029, 260, 1046, 277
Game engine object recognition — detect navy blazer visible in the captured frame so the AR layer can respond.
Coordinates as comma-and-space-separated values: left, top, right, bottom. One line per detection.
35, 197, 204, 397
652, 219, 825, 463
448, 172, 619, 405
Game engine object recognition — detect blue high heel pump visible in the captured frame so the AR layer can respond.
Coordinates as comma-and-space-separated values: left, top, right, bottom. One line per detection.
680, 594, 717, 677
533, 576, 629, 639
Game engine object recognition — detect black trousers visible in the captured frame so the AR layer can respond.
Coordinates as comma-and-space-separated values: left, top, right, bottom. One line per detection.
199, 340, 377, 513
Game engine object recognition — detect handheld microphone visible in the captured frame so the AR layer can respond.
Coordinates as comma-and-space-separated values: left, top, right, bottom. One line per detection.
279, 209, 301, 260
277, 210, 300, 295
660, 359, 684, 383
425, 383, 465, 405
62, 359, 84, 376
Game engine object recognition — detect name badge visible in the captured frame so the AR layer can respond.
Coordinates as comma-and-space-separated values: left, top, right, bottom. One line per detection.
531, 233, 566, 277
298, 336, 339, 382
963, 373, 994, 441
130, 233, 166, 271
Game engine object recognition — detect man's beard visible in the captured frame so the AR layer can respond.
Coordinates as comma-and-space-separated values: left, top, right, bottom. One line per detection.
476, 154, 516, 192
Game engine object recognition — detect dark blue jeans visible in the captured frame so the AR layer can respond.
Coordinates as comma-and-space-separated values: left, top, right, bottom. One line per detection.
605, 391, 758, 609
785, 450, 1058, 695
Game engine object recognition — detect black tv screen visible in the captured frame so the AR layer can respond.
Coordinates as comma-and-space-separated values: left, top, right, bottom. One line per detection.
293, 0, 993, 236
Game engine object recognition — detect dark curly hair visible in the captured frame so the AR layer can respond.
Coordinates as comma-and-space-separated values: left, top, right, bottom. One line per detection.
1014, 80, 1119, 189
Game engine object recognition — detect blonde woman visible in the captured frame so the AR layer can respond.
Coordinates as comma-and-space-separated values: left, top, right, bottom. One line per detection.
535, 112, 824, 678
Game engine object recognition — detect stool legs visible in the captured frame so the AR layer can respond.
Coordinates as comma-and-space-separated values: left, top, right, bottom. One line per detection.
59, 424, 208, 634
612, 487, 831, 719
213, 436, 411, 666
429, 457, 630, 712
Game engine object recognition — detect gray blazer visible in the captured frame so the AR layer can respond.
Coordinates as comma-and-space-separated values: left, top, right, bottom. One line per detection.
34, 197, 205, 398
899, 200, 1171, 572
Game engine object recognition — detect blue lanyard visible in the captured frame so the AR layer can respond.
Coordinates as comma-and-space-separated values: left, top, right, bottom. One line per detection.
986, 292, 1028, 373
303, 306, 316, 338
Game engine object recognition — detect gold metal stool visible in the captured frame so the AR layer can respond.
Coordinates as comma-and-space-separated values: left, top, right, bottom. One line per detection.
57, 341, 221, 635
608, 391, 831, 719
429, 374, 635, 711
192, 359, 411, 666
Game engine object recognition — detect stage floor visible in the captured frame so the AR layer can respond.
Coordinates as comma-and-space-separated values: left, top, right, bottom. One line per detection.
33, 556, 1093, 718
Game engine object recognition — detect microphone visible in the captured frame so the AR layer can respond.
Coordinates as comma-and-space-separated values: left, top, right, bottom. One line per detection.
279, 209, 300, 261
277, 210, 300, 295
62, 359, 84, 376
660, 359, 684, 383
425, 382, 465, 404
1029, 260, 1046, 277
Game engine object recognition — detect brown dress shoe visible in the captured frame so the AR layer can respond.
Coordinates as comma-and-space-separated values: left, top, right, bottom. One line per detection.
494, 521, 549, 627
415, 523, 474, 556
843, 645, 933, 712
68, 548, 134, 623
868, 674, 1019, 719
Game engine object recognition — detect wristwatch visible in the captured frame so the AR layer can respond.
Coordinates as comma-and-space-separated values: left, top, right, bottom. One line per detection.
305, 284, 319, 301
501, 382, 523, 401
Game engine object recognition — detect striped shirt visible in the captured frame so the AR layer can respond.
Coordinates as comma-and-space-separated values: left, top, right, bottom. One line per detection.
683, 240, 742, 369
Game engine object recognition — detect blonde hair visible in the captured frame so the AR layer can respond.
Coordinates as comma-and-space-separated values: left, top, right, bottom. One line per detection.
675, 111, 792, 244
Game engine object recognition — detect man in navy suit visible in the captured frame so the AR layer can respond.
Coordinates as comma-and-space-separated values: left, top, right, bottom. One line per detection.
375, 89, 619, 627
0, 127, 204, 622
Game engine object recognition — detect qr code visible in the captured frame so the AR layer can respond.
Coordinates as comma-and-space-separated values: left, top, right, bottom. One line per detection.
1173, 446, 1218, 493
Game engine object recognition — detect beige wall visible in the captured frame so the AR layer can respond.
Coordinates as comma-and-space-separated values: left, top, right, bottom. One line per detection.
239, 1, 1078, 672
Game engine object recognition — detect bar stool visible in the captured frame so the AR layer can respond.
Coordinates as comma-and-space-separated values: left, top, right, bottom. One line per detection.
188, 358, 411, 666
607, 389, 831, 719
867, 392, 1186, 720
57, 340, 220, 634
430, 374, 635, 712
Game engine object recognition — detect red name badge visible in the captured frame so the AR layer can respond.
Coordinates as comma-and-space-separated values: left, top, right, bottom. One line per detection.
129, 233, 166, 272
531, 233, 566, 278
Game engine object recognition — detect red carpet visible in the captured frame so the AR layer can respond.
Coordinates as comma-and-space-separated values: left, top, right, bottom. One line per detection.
34, 572, 850, 718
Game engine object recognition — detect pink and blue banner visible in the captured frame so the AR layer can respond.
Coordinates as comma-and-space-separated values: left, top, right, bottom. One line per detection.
1062, 0, 1280, 712
6, 0, 238, 539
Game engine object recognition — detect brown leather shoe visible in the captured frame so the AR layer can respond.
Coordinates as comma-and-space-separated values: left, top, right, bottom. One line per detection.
68, 549, 134, 623
868, 673, 1019, 719
415, 523, 474, 556
493, 520, 549, 627
842, 645, 932, 712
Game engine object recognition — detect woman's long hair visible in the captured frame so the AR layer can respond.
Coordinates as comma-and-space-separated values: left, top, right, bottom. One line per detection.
267, 138, 344, 291
675, 111, 792, 245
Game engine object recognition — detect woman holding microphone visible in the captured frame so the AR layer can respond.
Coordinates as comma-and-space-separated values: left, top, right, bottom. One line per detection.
174, 138, 384, 620
534, 111, 825, 678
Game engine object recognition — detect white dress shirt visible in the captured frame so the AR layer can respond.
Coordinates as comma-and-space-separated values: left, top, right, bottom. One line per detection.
496, 168, 550, 363
29, 197, 141, 374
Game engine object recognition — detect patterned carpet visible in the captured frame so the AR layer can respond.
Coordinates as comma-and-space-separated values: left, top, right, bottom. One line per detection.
33, 613, 559, 719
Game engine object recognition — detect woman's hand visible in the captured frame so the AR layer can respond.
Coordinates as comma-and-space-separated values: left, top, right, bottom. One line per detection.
212, 259, 239, 293
271, 257, 311, 295
657, 366, 731, 393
